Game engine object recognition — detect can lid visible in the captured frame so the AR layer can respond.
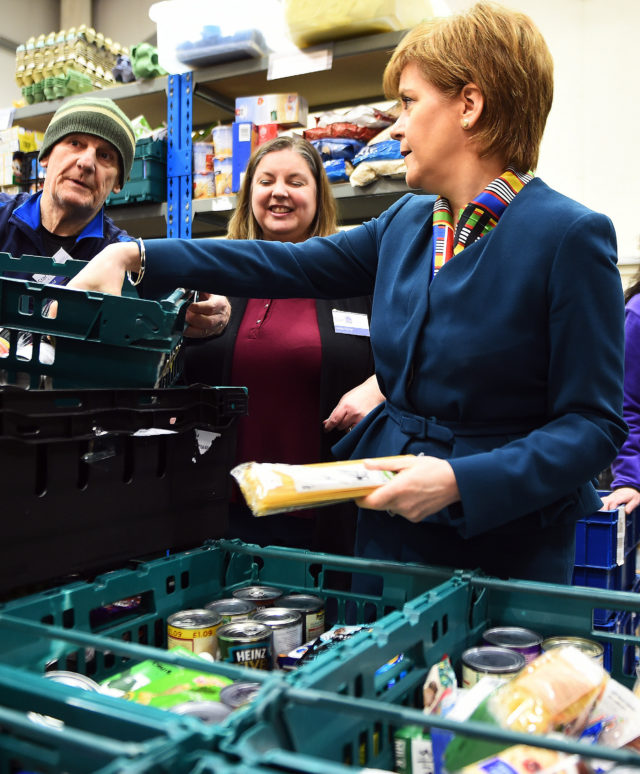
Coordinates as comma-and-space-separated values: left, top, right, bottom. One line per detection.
167, 608, 222, 627
461, 646, 526, 673
483, 626, 542, 648
253, 607, 302, 626
541, 636, 604, 656
170, 700, 232, 723
44, 671, 101, 691
217, 620, 273, 640
232, 585, 282, 600
220, 681, 262, 708
205, 598, 256, 614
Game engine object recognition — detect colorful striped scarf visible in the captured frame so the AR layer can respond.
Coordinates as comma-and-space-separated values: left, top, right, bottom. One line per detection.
432, 167, 533, 277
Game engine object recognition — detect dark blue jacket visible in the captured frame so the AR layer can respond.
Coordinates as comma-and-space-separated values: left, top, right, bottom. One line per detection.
0, 191, 132, 263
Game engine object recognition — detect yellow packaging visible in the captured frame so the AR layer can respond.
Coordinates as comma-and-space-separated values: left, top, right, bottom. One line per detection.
284, 0, 435, 48
232, 455, 413, 517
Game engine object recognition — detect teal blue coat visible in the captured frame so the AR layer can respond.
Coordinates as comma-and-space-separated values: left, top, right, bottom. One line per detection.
145, 178, 626, 577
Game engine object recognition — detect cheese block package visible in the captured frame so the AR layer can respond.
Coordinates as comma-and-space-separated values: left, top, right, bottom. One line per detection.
231, 455, 414, 517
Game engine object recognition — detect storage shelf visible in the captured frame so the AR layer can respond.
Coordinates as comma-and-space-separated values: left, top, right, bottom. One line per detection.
13, 30, 412, 237
107, 178, 424, 238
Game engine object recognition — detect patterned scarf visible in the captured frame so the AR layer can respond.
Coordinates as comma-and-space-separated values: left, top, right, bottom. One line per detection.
432, 167, 533, 277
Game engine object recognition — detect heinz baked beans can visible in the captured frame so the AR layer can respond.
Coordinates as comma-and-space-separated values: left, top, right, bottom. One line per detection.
231, 585, 283, 608
217, 621, 272, 670
167, 609, 222, 658
278, 593, 325, 642
205, 597, 256, 623
252, 607, 303, 667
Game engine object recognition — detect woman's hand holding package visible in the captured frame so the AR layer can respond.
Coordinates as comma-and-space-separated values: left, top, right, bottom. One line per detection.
183, 293, 231, 338
323, 374, 385, 432
357, 454, 460, 522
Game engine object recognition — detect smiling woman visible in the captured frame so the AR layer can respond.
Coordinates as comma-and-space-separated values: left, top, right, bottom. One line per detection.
181, 135, 381, 557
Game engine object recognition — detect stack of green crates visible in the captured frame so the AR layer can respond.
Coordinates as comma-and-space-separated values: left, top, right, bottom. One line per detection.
1, 541, 640, 773
107, 137, 167, 206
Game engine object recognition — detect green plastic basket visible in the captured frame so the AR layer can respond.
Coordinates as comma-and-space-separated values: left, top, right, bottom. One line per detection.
0, 252, 192, 388
0, 662, 211, 774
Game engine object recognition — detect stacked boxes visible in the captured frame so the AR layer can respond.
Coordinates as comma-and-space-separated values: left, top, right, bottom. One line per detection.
213, 124, 233, 196
107, 136, 167, 206
0, 127, 43, 191
232, 122, 258, 192
235, 93, 308, 127
193, 137, 215, 199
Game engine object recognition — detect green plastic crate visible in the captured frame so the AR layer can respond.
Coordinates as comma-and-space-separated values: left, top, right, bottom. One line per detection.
0, 252, 191, 388
219, 575, 640, 772
0, 662, 211, 774
107, 139, 167, 206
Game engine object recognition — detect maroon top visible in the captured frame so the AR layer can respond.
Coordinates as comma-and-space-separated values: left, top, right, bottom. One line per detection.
231, 298, 322, 515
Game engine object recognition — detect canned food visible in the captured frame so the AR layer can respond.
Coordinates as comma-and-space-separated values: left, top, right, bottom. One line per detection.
231, 585, 283, 608
541, 636, 604, 665
29, 671, 102, 729
170, 700, 232, 724
220, 681, 262, 709
167, 608, 222, 658
217, 621, 272, 670
253, 607, 303, 667
44, 670, 102, 691
483, 626, 543, 664
279, 593, 325, 641
461, 646, 526, 688
205, 597, 256, 623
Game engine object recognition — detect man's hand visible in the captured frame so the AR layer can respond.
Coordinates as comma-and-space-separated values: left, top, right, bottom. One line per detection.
184, 293, 231, 338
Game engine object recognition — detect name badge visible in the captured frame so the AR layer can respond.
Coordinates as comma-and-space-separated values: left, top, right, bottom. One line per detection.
332, 309, 370, 337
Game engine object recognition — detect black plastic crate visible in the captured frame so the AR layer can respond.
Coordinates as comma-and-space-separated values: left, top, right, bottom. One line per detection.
0, 385, 247, 598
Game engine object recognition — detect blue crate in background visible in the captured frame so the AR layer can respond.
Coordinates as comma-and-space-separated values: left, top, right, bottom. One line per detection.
595, 575, 640, 675
572, 545, 637, 624
574, 506, 633, 567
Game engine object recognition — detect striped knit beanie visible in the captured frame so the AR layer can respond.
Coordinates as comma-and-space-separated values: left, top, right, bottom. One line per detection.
38, 96, 136, 187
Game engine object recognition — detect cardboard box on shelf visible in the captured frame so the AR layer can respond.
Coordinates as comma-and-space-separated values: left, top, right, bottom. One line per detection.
232, 122, 258, 192
235, 93, 308, 128
257, 123, 280, 146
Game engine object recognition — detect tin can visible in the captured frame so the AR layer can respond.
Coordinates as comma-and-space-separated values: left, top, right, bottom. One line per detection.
461, 646, 526, 688
44, 670, 102, 691
205, 597, 256, 623
232, 585, 283, 608
278, 593, 325, 642
220, 681, 262, 709
30, 671, 102, 729
541, 636, 604, 665
170, 700, 232, 724
253, 607, 303, 667
167, 608, 222, 658
483, 626, 543, 664
217, 621, 272, 670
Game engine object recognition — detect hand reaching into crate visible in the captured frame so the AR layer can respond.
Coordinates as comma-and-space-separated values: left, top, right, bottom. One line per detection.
183, 292, 230, 338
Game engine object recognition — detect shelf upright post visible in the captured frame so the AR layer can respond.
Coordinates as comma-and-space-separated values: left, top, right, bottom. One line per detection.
166, 72, 193, 238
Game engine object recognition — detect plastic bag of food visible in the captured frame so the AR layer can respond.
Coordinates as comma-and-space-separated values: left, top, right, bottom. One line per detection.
231, 455, 413, 517
444, 646, 609, 771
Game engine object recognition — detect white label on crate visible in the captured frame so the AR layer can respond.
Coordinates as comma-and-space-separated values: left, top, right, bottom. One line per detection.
617, 505, 626, 565
238, 123, 252, 143
267, 47, 333, 81
195, 428, 221, 455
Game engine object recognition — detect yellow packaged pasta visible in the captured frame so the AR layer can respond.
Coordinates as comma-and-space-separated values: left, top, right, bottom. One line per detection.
231, 456, 413, 517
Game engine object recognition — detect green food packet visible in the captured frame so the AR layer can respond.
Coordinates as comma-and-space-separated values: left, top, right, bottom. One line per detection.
394, 725, 433, 774
100, 646, 233, 708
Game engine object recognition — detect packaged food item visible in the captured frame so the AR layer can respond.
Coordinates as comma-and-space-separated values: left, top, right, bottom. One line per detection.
444, 646, 609, 771
483, 626, 543, 664
394, 725, 433, 774
253, 608, 303, 668
100, 648, 233, 709
277, 624, 371, 670
423, 656, 457, 716
278, 593, 325, 641
458, 745, 581, 774
231, 455, 413, 517
167, 608, 222, 658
